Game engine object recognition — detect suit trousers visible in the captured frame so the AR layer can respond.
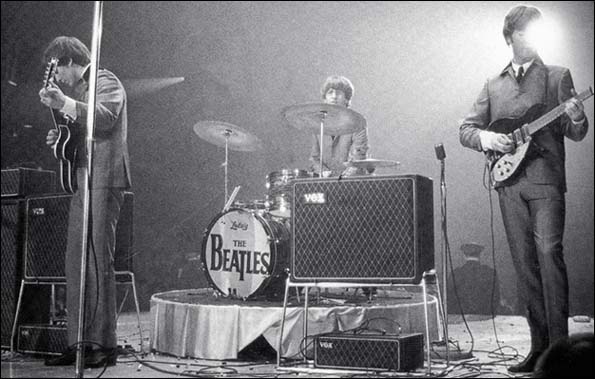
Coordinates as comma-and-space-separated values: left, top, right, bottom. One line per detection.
497, 175, 568, 351
65, 187, 125, 350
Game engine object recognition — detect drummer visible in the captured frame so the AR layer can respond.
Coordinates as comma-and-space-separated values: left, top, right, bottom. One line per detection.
309, 75, 372, 177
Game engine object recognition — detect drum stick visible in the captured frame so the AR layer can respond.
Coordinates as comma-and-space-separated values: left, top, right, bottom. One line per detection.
223, 186, 241, 212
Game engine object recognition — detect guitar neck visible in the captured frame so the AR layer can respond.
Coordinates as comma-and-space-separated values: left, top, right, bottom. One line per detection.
526, 88, 593, 136
49, 108, 60, 130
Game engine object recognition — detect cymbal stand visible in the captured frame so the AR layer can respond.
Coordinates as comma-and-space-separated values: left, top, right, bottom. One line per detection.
223, 129, 231, 206
318, 110, 327, 178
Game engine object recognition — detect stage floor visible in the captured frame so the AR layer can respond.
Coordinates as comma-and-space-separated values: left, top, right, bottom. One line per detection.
2, 306, 593, 377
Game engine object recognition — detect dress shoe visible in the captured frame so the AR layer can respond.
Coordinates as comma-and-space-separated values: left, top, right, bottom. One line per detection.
44, 347, 76, 366
508, 351, 543, 373
84, 348, 118, 368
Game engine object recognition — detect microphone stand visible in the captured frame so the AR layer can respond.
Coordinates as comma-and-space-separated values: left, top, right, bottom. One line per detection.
439, 154, 449, 365
435, 143, 449, 365
75, 1, 103, 377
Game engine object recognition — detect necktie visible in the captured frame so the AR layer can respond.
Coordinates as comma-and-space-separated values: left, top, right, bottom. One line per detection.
516, 66, 524, 83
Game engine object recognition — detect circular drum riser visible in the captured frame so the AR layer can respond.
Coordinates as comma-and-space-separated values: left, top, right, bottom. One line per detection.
201, 209, 289, 299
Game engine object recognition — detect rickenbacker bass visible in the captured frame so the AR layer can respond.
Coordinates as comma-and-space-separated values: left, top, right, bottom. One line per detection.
486, 87, 593, 184
44, 58, 82, 194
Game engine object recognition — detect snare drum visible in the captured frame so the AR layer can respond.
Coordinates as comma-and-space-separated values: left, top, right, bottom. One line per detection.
265, 169, 311, 218
201, 209, 289, 299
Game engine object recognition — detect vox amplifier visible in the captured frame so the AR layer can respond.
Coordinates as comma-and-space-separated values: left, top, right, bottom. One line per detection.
314, 333, 424, 371
291, 175, 434, 283
1, 168, 56, 198
17, 324, 68, 355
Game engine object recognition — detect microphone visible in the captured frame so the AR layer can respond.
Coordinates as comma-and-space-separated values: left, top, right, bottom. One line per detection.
435, 143, 446, 160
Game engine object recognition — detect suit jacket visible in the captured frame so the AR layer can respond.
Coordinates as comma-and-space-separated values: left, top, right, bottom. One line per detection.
309, 126, 369, 176
459, 57, 589, 192
70, 68, 131, 189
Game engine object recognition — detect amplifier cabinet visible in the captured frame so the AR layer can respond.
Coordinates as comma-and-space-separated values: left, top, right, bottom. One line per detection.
1, 199, 25, 348
314, 333, 424, 371
17, 324, 68, 356
1, 168, 56, 198
22, 192, 134, 280
291, 175, 434, 283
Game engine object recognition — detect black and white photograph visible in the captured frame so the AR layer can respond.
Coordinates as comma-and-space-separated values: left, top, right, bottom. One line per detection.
1, 1, 593, 377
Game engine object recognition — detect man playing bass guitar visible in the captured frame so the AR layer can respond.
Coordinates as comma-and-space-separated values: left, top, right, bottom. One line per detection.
459, 5, 589, 374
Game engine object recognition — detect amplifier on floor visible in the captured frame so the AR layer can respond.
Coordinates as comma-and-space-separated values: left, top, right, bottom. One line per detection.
1, 168, 56, 198
17, 324, 68, 356
314, 333, 424, 372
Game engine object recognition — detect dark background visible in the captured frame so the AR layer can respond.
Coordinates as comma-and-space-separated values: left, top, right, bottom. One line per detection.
1, 1, 593, 315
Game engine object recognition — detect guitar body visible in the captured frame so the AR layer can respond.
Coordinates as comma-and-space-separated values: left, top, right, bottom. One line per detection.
486, 103, 547, 184
44, 59, 80, 194
52, 115, 81, 194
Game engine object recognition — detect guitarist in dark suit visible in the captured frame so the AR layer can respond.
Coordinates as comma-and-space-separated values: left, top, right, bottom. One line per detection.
38, 36, 131, 368
459, 5, 588, 374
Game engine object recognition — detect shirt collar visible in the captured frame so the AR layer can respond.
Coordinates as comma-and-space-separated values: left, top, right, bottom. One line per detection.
511, 59, 534, 76
500, 56, 544, 77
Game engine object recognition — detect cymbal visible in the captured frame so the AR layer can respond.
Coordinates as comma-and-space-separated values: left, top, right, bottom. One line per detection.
281, 103, 366, 136
193, 121, 262, 152
343, 159, 400, 169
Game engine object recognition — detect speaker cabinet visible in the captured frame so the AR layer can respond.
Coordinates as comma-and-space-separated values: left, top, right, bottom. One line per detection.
1, 168, 56, 198
17, 324, 68, 356
23, 194, 71, 280
1, 199, 25, 348
291, 175, 434, 283
22, 192, 134, 280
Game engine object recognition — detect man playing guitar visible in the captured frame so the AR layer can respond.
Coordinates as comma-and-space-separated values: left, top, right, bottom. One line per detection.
38, 36, 131, 368
459, 5, 589, 374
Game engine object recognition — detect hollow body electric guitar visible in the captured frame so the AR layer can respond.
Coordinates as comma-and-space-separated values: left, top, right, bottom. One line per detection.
44, 58, 81, 194
486, 87, 593, 184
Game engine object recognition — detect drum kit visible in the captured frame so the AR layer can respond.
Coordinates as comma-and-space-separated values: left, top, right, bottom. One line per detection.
194, 103, 399, 300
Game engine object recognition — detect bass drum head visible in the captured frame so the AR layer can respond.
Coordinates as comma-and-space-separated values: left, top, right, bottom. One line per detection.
201, 209, 288, 299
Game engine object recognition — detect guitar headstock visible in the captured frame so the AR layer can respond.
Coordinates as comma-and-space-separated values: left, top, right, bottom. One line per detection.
43, 57, 58, 89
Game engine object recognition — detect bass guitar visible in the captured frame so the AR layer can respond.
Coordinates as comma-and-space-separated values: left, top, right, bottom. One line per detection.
43, 58, 81, 194
486, 87, 593, 184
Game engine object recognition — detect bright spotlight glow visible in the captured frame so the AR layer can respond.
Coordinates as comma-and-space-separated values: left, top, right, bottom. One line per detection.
524, 17, 562, 61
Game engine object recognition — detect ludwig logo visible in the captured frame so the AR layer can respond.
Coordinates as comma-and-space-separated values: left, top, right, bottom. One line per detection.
303, 192, 325, 204
230, 220, 248, 231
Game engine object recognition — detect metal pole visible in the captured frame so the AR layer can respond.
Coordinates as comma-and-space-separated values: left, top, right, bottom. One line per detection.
440, 158, 450, 365
75, 1, 103, 376
318, 111, 327, 178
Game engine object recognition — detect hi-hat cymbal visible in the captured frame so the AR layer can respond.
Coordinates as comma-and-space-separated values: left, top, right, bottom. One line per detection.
193, 121, 262, 152
281, 103, 366, 136
343, 159, 400, 169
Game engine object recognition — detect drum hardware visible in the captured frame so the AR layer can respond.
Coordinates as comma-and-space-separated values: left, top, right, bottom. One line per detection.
281, 103, 366, 178
265, 169, 311, 218
193, 121, 262, 206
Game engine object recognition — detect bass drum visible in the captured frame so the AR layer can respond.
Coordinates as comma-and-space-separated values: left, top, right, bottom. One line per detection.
201, 209, 289, 300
